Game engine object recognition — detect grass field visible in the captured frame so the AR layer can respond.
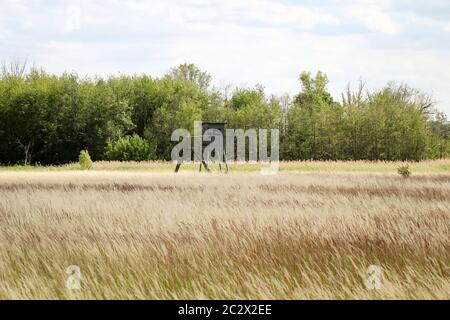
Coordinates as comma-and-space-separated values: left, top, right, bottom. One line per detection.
2, 159, 450, 173
0, 161, 449, 299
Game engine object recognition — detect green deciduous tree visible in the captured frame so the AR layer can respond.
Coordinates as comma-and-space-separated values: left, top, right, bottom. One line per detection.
0, 64, 447, 165
167, 63, 212, 91
105, 134, 156, 161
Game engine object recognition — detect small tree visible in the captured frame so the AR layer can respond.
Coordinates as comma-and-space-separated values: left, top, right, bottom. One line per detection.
79, 150, 93, 170
397, 164, 411, 178
105, 134, 156, 161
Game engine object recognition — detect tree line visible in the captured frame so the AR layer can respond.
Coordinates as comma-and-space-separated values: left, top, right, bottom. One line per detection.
0, 62, 448, 165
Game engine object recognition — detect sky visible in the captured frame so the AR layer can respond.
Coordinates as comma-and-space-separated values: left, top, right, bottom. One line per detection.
1, 0, 449, 115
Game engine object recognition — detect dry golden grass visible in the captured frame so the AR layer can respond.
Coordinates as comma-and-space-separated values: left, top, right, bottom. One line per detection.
4, 159, 450, 173
0, 169, 449, 299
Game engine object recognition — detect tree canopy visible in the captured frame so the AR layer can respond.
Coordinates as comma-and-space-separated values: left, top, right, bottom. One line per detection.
0, 63, 448, 164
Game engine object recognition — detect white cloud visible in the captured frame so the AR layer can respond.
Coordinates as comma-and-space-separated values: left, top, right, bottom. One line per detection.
64, 5, 82, 33
404, 12, 450, 33
348, 5, 401, 35
121, 0, 340, 31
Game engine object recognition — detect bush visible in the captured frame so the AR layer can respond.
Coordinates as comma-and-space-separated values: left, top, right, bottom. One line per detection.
79, 150, 93, 170
105, 134, 156, 161
397, 164, 411, 178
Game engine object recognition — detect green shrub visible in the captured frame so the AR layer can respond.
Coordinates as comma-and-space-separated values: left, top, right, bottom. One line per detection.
105, 134, 156, 161
79, 150, 93, 170
397, 164, 411, 178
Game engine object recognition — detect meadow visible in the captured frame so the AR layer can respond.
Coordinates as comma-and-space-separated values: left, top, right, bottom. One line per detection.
0, 161, 449, 299
3, 159, 450, 173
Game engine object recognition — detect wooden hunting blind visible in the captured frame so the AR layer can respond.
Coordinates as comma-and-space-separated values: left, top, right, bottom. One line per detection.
174, 121, 228, 173
201, 121, 226, 148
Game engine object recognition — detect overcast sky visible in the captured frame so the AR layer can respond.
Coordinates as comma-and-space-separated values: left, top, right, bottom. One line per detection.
1, 0, 449, 115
